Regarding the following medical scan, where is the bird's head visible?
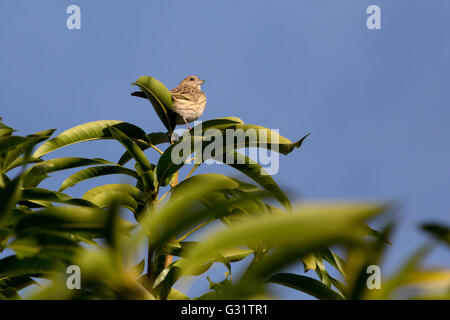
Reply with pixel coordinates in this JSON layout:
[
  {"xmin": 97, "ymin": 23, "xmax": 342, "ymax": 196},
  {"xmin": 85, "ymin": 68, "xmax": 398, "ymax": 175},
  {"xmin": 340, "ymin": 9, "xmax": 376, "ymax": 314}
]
[{"xmin": 179, "ymin": 75, "xmax": 205, "ymax": 89}]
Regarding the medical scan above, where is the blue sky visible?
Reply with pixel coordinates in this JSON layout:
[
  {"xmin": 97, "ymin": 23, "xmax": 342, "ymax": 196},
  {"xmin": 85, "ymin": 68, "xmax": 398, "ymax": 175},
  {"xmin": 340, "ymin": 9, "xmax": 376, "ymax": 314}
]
[{"xmin": 1, "ymin": 1, "xmax": 449, "ymax": 299}]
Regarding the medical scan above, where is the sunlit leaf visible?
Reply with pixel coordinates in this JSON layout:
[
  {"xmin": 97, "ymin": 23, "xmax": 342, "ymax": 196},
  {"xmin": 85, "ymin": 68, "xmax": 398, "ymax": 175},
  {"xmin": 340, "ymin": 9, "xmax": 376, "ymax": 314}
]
[
  {"xmin": 59, "ymin": 165, "xmax": 138, "ymax": 192},
  {"xmin": 132, "ymin": 76, "xmax": 177, "ymax": 134},
  {"xmin": 156, "ymin": 128, "xmax": 309, "ymax": 186},
  {"xmin": 5, "ymin": 156, "xmax": 42, "ymax": 172},
  {"xmin": 33, "ymin": 121, "xmax": 147, "ymax": 158},
  {"xmin": 82, "ymin": 184, "xmax": 143, "ymax": 213},
  {"xmin": 23, "ymin": 157, "xmax": 113, "ymax": 188}
]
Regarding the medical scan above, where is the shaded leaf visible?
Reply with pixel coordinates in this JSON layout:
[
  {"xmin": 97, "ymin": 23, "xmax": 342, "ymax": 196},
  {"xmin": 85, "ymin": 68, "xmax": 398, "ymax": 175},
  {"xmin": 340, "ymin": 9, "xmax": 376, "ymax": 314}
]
[
  {"xmin": 422, "ymin": 223, "xmax": 450, "ymax": 246},
  {"xmin": 0, "ymin": 176, "xmax": 22, "ymax": 226},
  {"xmin": 176, "ymin": 202, "xmax": 385, "ymax": 277},
  {"xmin": 267, "ymin": 273, "xmax": 344, "ymax": 300},
  {"xmin": 0, "ymin": 136, "xmax": 31, "ymax": 154},
  {"xmin": 108, "ymin": 127, "xmax": 155, "ymax": 191},
  {"xmin": 118, "ymin": 132, "xmax": 170, "ymax": 166},
  {"xmin": 0, "ymin": 255, "xmax": 57, "ymax": 279},
  {"xmin": 21, "ymin": 188, "xmax": 98, "ymax": 208},
  {"xmin": 2, "ymin": 129, "xmax": 55, "ymax": 171}
]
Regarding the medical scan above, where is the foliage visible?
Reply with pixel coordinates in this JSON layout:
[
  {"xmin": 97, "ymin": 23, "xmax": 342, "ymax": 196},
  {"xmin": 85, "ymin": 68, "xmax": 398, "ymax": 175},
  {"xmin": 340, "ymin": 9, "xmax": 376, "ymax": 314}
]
[{"xmin": 0, "ymin": 77, "xmax": 448, "ymax": 300}]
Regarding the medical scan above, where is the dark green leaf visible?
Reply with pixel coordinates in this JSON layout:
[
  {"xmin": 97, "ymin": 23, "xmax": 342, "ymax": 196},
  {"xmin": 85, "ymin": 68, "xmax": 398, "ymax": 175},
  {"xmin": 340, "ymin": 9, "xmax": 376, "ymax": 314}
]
[
  {"xmin": 118, "ymin": 132, "xmax": 170, "ymax": 166},
  {"xmin": 422, "ymin": 223, "xmax": 450, "ymax": 246},
  {"xmin": 267, "ymin": 273, "xmax": 344, "ymax": 300},
  {"xmin": 132, "ymin": 76, "xmax": 177, "ymax": 134}
]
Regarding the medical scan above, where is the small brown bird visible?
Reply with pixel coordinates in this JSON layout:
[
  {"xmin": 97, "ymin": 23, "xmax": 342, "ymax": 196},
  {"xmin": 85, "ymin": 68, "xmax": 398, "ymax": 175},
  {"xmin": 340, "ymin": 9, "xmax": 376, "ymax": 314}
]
[
  {"xmin": 132, "ymin": 75, "xmax": 207, "ymax": 129},
  {"xmin": 170, "ymin": 75, "xmax": 207, "ymax": 128}
]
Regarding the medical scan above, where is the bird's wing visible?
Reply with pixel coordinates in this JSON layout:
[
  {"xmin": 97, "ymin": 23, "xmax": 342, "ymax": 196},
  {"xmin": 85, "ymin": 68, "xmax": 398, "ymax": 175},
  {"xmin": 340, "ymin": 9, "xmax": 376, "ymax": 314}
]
[{"xmin": 171, "ymin": 86, "xmax": 202, "ymax": 102}]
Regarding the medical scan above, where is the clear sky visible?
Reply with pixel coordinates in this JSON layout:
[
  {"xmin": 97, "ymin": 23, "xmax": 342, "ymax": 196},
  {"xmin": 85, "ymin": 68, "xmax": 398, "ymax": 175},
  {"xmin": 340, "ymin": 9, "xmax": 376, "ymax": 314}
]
[{"xmin": 1, "ymin": 1, "xmax": 449, "ymax": 299}]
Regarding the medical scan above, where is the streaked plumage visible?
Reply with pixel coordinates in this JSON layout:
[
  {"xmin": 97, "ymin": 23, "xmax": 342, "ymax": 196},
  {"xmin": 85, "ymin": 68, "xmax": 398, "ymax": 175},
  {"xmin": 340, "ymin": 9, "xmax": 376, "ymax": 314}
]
[{"xmin": 170, "ymin": 75, "xmax": 207, "ymax": 126}]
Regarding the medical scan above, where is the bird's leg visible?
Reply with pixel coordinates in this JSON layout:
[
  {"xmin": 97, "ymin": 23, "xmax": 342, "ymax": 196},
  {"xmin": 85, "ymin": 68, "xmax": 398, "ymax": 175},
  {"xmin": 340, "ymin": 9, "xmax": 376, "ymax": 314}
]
[{"xmin": 183, "ymin": 118, "xmax": 191, "ymax": 130}]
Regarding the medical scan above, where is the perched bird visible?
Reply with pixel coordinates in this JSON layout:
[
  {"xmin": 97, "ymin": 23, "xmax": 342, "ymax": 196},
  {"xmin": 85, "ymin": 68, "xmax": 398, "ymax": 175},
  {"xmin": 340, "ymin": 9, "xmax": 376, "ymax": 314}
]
[{"xmin": 132, "ymin": 75, "xmax": 207, "ymax": 129}]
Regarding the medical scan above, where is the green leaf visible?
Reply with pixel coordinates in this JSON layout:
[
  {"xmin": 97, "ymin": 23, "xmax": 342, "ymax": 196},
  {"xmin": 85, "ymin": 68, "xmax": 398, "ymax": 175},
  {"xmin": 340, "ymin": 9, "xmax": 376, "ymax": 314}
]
[
  {"xmin": 0, "ymin": 255, "xmax": 57, "ymax": 279},
  {"xmin": 14, "ymin": 206, "xmax": 133, "ymax": 239},
  {"xmin": 59, "ymin": 165, "xmax": 138, "ymax": 192},
  {"xmin": 8, "ymin": 238, "xmax": 42, "ymax": 259},
  {"xmin": 108, "ymin": 127, "xmax": 152, "ymax": 171},
  {"xmin": 164, "ymin": 241, "xmax": 253, "ymax": 263},
  {"xmin": 176, "ymin": 202, "xmax": 385, "ymax": 277},
  {"xmin": 132, "ymin": 259, "xmax": 145, "ymax": 276},
  {"xmin": 226, "ymin": 151, "xmax": 291, "ymax": 209},
  {"xmin": 345, "ymin": 224, "xmax": 393, "ymax": 299},
  {"xmin": 156, "ymin": 127, "xmax": 310, "ymax": 186},
  {"xmin": 23, "ymin": 157, "xmax": 113, "ymax": 188},
  {"xmin": 267, "ymin": 273, "xmax": 344, "ymax": 300},
  {"xmin": 189, "ymin": 123, "xmax": 310, "ymax": 155},
  {"xmin": 144, "ymin": 179, "xmax": 272, "ymax": 250},
  {"xmin": 189, "ymin": 117, "xmax": 244, "ymax": 133},
  {"xmin": 0, "ymin": 118, "xmax": 14, "ymax": 137},
  {"xmin": 0, "ymin": 276, "xmax": 37, "ymax": 299},
  {"xmin": 0, "ymin": 176, "xmax": 22, "ymax": 226},
  {"xmin": 118, "ymin": 132, "xmax": 170, "ymax": 166},
  {"xmin": 21, "ymin": 188, "xmax": 98, "ymax": 208},
  {"xmin": 0, "ymin": 136, "xmax": 31, "ymax": 154},
  {"xmin": 421, "ymin": 223, "xmax": 450, "ymax": 246},
  {"xmin": 5, "ymin": 156, "xmax": 42, "ymax": 172},
  {"xmin": 320, "ymin": 248, "xmax": 347, "ymax": 277},
  {"xmin": 2, "ymin": 129, "xmax": 55, "ymax": 171},
  {"xmin": 153, "ymin": 251, "xmax": 245, "ymax": 299},
  {"xmin": 315, "ymin": 257, "xmax": 332, "ymax": 288},
  {"xmin": 170, "ymin": 173, "xmax": 242, "ymax": 199},
  {"xmin": 399, "ymin": 269, "xmax": 450, "ymax": 291},
  {"xmin": 108, "ymin": 127, "xmax": 155, "ymax": 191},
  {"xmin": 132, "ymin": 76, "xmax": 177, "ymax": 134},
  {"xmin": 167, "ymin": 288, "xmax": 190, "ymax": 300},
  {"xmin": 82, "ymin": 184, "xmax": 143, "ymax": 213},
  {"xmin": 33, "ymin": 120, "xmax": 147, "ymax": 158},
  {"xmin": 301, "ymin": 253, "xmax": 317, "ymax": 272},
  {"xmin": 371, "ymin": 245, "xmax": 432, "ymax": 300}
]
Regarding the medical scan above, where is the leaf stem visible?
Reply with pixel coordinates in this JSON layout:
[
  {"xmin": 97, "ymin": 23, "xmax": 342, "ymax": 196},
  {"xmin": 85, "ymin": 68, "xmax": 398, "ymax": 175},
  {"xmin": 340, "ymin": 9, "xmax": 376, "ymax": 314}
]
[
  {"xmin": 177, "ymin": 219, "xmax": 214, "ymax": 242},
  {"xmin": 158, "ymin": 189, "xmax": 171, "ymax": 203},
  {"xmin": 185, "ymin": 163, "xmax": 200, "ymax": 180},
  {"xmin": 150, "ymin": 145, "xmax": 164, "ymax": 155}
]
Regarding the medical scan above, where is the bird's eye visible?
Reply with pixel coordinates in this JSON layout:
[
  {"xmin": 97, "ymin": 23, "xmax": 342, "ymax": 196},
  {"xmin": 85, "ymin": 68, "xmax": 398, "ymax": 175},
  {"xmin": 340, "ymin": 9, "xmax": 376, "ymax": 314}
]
[{"xmin": 190, "ymin": 77, "xmax": 195, "ymax": 81}]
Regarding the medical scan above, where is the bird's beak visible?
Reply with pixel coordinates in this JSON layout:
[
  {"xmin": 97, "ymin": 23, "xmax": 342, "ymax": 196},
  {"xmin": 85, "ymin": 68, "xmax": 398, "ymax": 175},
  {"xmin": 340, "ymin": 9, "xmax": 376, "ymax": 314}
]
[{"xmin": 200, "ymin": 79, "xmax": 205, "ymax": 85}]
